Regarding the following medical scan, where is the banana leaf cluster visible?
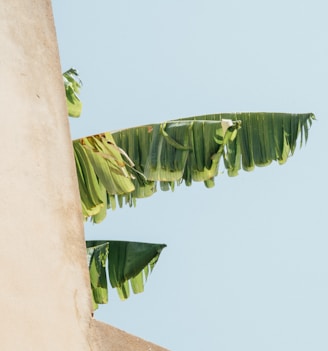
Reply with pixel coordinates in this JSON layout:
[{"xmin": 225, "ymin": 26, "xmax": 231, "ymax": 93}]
[{"xmin": 64, "ymin": 71, "xmax": 314, "ymax": 307}]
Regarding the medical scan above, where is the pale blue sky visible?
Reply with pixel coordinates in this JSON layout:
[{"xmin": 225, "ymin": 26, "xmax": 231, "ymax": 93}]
[{"xmin": 53, "ymin": 1, "xmax": 327, "ymax": 350}]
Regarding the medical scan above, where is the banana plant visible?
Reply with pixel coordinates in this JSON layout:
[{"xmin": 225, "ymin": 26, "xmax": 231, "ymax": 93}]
[{"xmin": 64, "ymin": 69, "xmax": 314, "ymax": 309}]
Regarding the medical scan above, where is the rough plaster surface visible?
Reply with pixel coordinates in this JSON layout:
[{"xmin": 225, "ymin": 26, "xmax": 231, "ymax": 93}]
[
  {"xmin": 90, "ymin": 320, "xmax": 170, "ymax": 351},
  {"xmin": 0, "ymin": 1, "xmax": 93, "ymax": 350},
  {"xmin": 0, "ymin": 1, "xmax": 169, "ymax": 350}
]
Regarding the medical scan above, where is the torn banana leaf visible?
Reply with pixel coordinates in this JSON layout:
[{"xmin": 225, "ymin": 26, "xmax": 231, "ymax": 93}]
[
  {"xmin": 74, "ymin": 112, "xmax": 314, "ymax": 222},
  {"xmin": 86, "ymin": 240, "xmax": 166, "ymax": 310}
]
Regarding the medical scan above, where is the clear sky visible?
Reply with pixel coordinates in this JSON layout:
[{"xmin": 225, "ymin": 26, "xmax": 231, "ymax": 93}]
[{"xmin": 53, "ymin": 1, "xmax": 327, "ymax": 350}]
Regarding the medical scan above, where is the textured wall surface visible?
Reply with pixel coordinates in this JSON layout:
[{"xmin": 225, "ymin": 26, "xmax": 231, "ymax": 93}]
[
  {"xmin": 0, "ymin": 1, "xmax": 168, "ymax": 350},
  {"xmin": 90, "ymin": 320, "xmax": 169, "ymax": 351},
  {"xmin": 0, "ymin": 1, "xmax": 93, "ymax": 350}
]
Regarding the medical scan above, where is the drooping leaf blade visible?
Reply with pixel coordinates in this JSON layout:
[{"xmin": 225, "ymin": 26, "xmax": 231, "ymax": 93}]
[
  {"xmin": 87, "ymin": 242, "xmax": 109, "ymax": 310},
  {"xmin": 73, "ymin": 132, "xmax": 136, "ymax": 221},
  {"xmin": 74, "ymin": 112, "xmax": 314, "ymax": 223},
  {"xmin": 86, "ymin": 241, "xmax": 166, "ymax": 307}
]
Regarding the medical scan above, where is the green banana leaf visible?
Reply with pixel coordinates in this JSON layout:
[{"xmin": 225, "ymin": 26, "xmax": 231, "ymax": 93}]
[
  {"xmin": 63, "ymin": 68, "xmax": 82, "ymax": 117},
  {"xmin": 74, "ymin": 113, "xmax": 314, "ymax": 222},
  {"xmin": 86, "ymin": 240, "xmax": 166, "ymax": 309}
]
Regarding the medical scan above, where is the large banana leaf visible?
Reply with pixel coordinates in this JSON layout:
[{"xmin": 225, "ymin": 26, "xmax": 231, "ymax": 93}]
[
  {"xmin": 86, "ymin": 240, "xmax": 166, "ymax": 309},
  {"xmin": 74, "ymin": 113, "xmax": 314, "ymax": 222}
]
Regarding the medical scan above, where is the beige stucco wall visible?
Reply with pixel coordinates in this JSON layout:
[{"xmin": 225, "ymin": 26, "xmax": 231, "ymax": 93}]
[
  {"xmin": 0, "ymin": 1, "xmax": 93, "ymax": 350},
  {"xmin": 90, "ymin": 320, "xmax": 169, "ymax": 351},
  {"xmin": 0, "ymin": 1, "xmax": 168, "ymax": 350}
]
